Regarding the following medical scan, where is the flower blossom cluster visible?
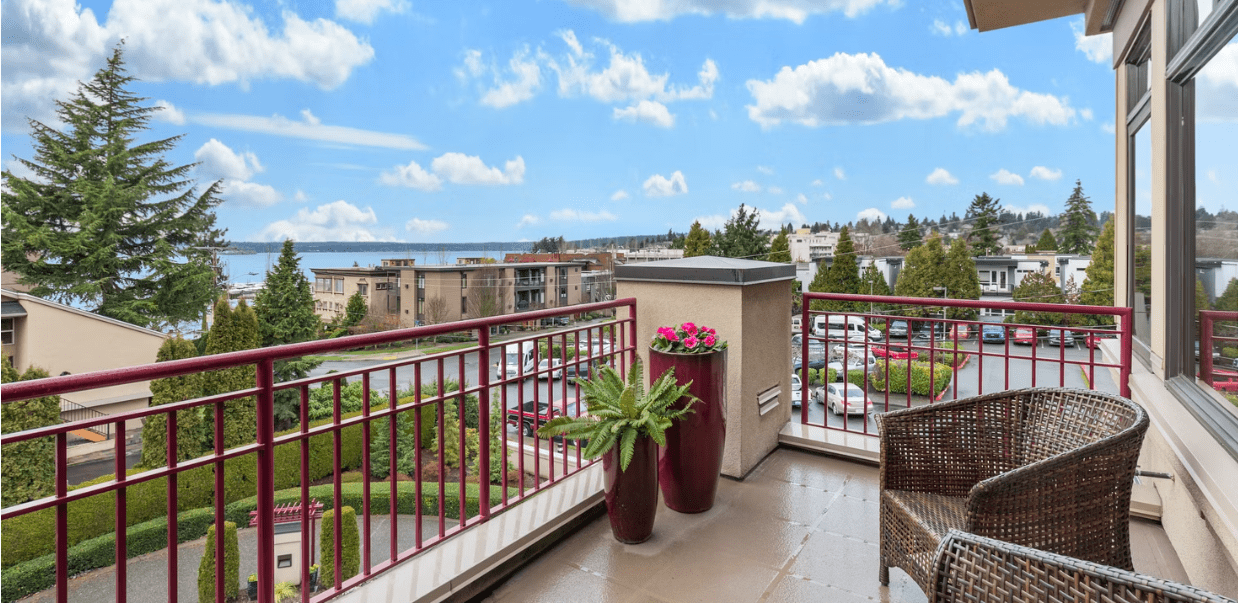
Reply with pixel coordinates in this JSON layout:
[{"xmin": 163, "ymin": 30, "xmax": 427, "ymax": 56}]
[{"xmin": 652, "ymin": 321, "xmax": 727, "ymax": 354}]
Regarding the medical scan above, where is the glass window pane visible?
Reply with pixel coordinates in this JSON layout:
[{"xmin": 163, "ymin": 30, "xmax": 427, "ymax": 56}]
[
  {"xmin": 1194, "ymin": 33, "xmax": 1238, "ymax": 406},
  {"xmin": 1132, "ymin": 122, "xmax": 1154, "ymax": 350}
]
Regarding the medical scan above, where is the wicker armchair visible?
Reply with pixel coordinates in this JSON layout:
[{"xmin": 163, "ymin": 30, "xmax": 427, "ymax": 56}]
[
  {"xmin": 877, "ymin": 387, "xmax": 1149, "ymax": 593},
  {"xmin": 931, "ymin": 530, "xmax": 1236, "ymax": 603}
]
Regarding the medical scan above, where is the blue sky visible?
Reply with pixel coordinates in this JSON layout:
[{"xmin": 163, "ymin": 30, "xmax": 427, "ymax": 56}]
[{"xmin": 2, "ymin": 0, "xmax": 1234, "ymax": 243}]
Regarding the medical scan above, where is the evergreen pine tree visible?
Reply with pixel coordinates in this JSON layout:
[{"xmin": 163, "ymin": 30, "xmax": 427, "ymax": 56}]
[
  {"xmin": 898, "ymin": 214, "xmax": 923, "ymax": 251},
  {"xmin": 1, "ymin": 365, "xmax": 61, "ymax": 507},
  {"xmin": 204, "ymin": 297, "xmax": 261, "ymax": 448},
  {"xmin": 345, "ymin": 291, "xmax": 367, "ymax": 327},
  {"xmin": 714, "ymin": 205, "xmax": 768, "ymax": 259},
  {"xmin": 942, "ymin": 238, "xmax": 982, "ymax": 320},
  {"xmin": 141, "ymin": 337, "xmax": 205, "ymax": 468},
  {"xmin": 1012, "ymin": 271, "xmax": 1065, "ymax": 325},
  {"xmin": 965, "ymin": 193, "xmax": 1003, "ymax": 256},
  {"xmin": 768, "ymin": 231, "xmax": 791, "ymax": 262},
  {"xmin": 1216, "ymin": 278, "xmax": 1238, "ymax": 313},
  {"xmin": 1059, "ymin": 180, "xmax": 1099, "ymax": 254},
  {"xmin": 894, "ymin": 232, "xmax": 949, "ymax": 317},
  {"xmin": 1035, "ymin": 228, "xmax": 1058, "ymax": 251},
  {"xmin": 254, "ymin": 239, "xmax": 323, "ymax": 429},
  {"xmin": 683, "ymin": 221, "xmax": 712, "ymax": 257},
  {"xmin": 817, "ymin": 227, "xmax": 862, "ymax": 311},
  {"xmin": 1, "ymin": 45, "xmax": 226, "ymax": 330},
  {"xmin": 859, "ymin": 263, "xmax": 892, "ymax": 313},
  {"xmin": 1079, "ymin": 219, "xmax": 1116, "ymax": 325}
]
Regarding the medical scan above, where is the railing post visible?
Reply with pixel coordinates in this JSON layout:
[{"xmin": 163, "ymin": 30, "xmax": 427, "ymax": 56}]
[
  {"xmin": 1200, "ymin": 312, "xmax": 1214, "ymax": 386},
  {"xmin": 477, "ymin": 325, "xmax": 491, "ymax": 519},
  {"xmin": 1120, "ymin": 308, "xmax": 1133, "ymax": 399},
  {"xmin": 255, "ymin": 358, "xmax": 276, "ymax": 603},
  {"xmin": 800, "ymin": 298, "xmax": 810, "ymax": 423}
]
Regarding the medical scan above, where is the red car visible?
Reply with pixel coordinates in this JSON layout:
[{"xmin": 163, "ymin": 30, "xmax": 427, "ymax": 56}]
[
  {"xmin": 1013, "ymin": 327, "xmax": 1036, "ymax": 346},
  {"xmin": 1084, "ymin": 333, "xmax": 1118, "ymax": 349},
  {"xmin": 871, "ymin": 345, "xmax": 919, "ymax": 360},
  {"xmin": 506, "ymin": 400, "xmax": 560, "ymax": 438}
]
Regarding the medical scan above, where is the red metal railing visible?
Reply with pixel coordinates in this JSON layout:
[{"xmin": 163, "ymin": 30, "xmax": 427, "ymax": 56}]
[
  {"xmin": 797, "ymin": 293, "xmax": 1133, "ymax": 435},
  {"xmin": 0, "ymin": 299, "xmax": 636, "ymax": 603},
  {"xmin": 1199, "ymin": 310, "xmax": 1238, "ymax": 391}
]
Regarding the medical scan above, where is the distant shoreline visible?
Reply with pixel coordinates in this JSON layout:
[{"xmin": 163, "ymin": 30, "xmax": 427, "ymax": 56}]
[{"xmin": 225, "ymin": 235, "xmax": 665, "ymax": 255}]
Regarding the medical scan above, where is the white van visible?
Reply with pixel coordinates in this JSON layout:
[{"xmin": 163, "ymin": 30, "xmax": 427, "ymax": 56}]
[
  {"xmin": 812, "ymin": 315, "xmax": 882, "ymax": 343},
  {"xmin": 495, "ymin": 342, "xmax": 537, "ymax": 379}
]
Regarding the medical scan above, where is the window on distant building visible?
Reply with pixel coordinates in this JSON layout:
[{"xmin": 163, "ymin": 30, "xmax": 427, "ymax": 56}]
[
  {"xmin": 3, "ymin": 318, "xmax": 15, "ymax": 345},
  {"xmin": 461, "ymin": 296, "xmax": 468, "ymax": 314},
  {"xmin": 335, "ymin": 279, "xmax": 344, "ymax": 294},
  {"xmin": 417, "ymin": 274, "xmax": 425, "ymax": 288},
  {"xmin": 461, "ymin": 273, "xmax": 467, "ymax": 289},
  {"xmin": 358, "ymin": 284, "xmax": 368, "ymax": 295}
]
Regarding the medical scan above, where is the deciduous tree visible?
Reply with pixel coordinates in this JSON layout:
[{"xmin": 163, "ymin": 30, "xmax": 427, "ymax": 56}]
[
  {"xmin": 1, "ymin": 45, "xmax": 225, "ymax": 331},
  {"xmin": 1012, "ymin": 270, "xmax": 1064, "ymax": 325},
  {"xmin": 893, "ymin": 231, "xmax": 949, "ymax": 317},
  {"xmin": 466, "ymin": 266, "xmax": 507, "ymax": 319}
]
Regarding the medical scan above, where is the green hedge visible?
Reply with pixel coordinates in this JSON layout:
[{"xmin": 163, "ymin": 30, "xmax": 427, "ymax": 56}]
[
  {"xmin": 320, "ymin": 507, "xmax": 359, "ymax": 589},
  {"xmin": 198, "ymin": 522, "xmax": 239, "ymax": 603},
  {"xmin": 867, "ymin": 361, "xmax": 953, "ymax": 397},
  {"xmin": 926, "ymin": 342, "xmax": 967, "ymax": 368},
  {"xmin": 1, "ymin": 506, "xmax": 216, "ymax": 603},
  {"xmin": 223, "ymin": 480, "xmax": 512, "ymax": 528}
]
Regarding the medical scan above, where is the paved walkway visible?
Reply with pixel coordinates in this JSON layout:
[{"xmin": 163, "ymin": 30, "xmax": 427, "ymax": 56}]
[{"xmin": 22, "ymin": 515, "xmax": 440, "ymax": 603}]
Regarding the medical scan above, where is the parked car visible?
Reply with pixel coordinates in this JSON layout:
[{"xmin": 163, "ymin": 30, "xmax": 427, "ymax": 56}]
[
  {"xmin": 1084, "ymin": 332, "xmax": 1117, "ymax": 349},
  {"xmin": 1047, "ymin": 329, "xmax": 1077, "ymax": 347},
  {"xmin": 872, "ymin": 344, "xmax": 919, "ymax": 360},
  {"xmin": 564, "ymin": 360, "xmax": 608, "ymax": 382},
  {"xmin": 792, "ymin": 334, "xmax": 828, "ymax": 370},
  {"xmin": 1013, "ymin": 327, "xmax": 1037, "ymax": 346},
  {"xmin": 827, "ymin": 353, "xmax": 877, "ymax": 379},
  {"xmin": 981, "ymin": 324, "xmax": 1006, "ymax": 344},
  {"xmin": 888, "ymin": 320, "xmax": 909, "ymax": 339},
  {"xmin": 912, "ymin": 321, "xmax": 949, "ymax": 341},
  {"xmin": 506, "ymin": 400, "xmax": 559, "ymax": 437},
  {"xmin": 536, "ymin": 358, "xmax": 564, "ymax": 380},
  {"xmin": 825, "ymin": 382, "xmax": 873, "ymax": 416},
  {"xmin": 790, "ymin": 373, "xmax": 819, "ymax": 407}
]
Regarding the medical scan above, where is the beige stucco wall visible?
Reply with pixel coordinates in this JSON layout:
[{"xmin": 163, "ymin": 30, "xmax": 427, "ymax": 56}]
[
  {"xmin": 618, "ymin": 278, "xmax": 792, "ymax": 479},
  {"xmin": 3, "ymin": 292, "xmax": 165, "ymax": 416}
]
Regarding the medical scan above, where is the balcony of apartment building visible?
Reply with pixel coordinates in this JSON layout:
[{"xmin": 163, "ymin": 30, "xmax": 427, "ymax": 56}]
[
  {"xmin": 514, "ymin": 268, "xmax": 546, "ymax": 290},
  {"xmin": 3, "ymin": 253, "xmax": 1236, "ymax": 603}
]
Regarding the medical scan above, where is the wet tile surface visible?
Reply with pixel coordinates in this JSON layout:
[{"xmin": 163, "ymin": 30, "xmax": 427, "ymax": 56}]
[{"xmin": 484, "ymin": 448, "xmax": 1188, "ymax": 603}]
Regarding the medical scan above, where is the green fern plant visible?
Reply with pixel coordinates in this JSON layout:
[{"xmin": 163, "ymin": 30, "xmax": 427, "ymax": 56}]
[{"xmin": 537, "ymin": 357, "xmax": 698, "ymax": 471}]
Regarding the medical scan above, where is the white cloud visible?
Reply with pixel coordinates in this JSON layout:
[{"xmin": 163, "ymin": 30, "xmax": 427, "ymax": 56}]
[
  {"xmin": 1080, "ymin": 108, "xmax": 1093, "ymax": 120},
  {"xmin": 892, "ymin": 196, "xmax": 915, "ymax": 209},
  {"xmin": 795, "ymin": 193, "xmax": 808, "ymax": 204},
  {"xmin": 477, "ymin": 47, "xmax": 543, "ymax": 108},
  {"xmin": 258, "ymin": 200, "xmax": 386, "ymax": 241},
  {"xmin": 194, "ymin": 110, "xmax": 426, "ymax": 149},
  {"xmin": 1072, "ymin": 19, "xmax": 1112, "ymax": 64},
  {"xmin": 745, "ymin": 52, "xmax": 1076, "ymax": 132},
  {"xmin": 990, "ymin": 169, "xmax": 1025, "ymax": 185},
  {"xmin": 610, "ymin": 189, "xmax": 629, "ymax": 201},
  {"xmin": 695, "ymin": 213, "xmax": 727, "ymax": 230},
  {"xmin": 822, "ymin": 192, "xmax": 833, "ymax": 200},
  {"xmin": 1198, "ymin": 44, "xmax": 1238, "ymax": 122},
  {"xmin": 1207, "ymin": 169, "xmax": 1219, "ymax": 184},
  {"xmin": 643, "ymin": 171, "xmax": 688, "ymax": 197},
  {"xmin": 154, "ymin": 100, "xmax": 186, "ymax": 124},
  {"xmin": 1029, "ymin": 166, "xmax": 1062, "ymax": 181},
  {"xmin": 379, "ymin": 160, "xmax": 443, "ymax": 191},
  {"xmin": 1101, "ymin": 121, "xmax": 1116, "ymax": 134},
  {"xmin": 1006, "ymin": 203, "xmax": 1052, "ymax": 216},
  {"xmin": 757, "ymin": 165, "xmax": 775, "ymax": 175},
  {"xmin": 834, "ymin": 166, "xmax": 846, "ymax": 180},
  {"xmin": 562, "ymin": 0, "xmax": 897, "ymax": 24},
  {"xmin": 856, "ymin": 207, "xmax": 887, "ymax": 222},
  {"xmin": 613, "ymin": 100, "xmax": 675, "ymax": 128},
  {"xmin": 550, "ymin": 32, "xmax": 717, "ymax": 104},
  {"xmin": 925, "ymin": 167, "xmax": 958, "ymax": 185},
  {"xmin": 431, "ymin": 153, "xmax": 526, "ymax": 186},
  {"xmin": 335, "ymin": 0, "xmax": 406, "ymax": 24},
  {"xmin": 223, "ymin": 180, "xmax": 283, "ymax": 206},
  {"xmin": 405, "ymin": 217, "xmax": 449, "ymax": 234},
  {"xmin": 810, "ymin": 179, "xmax": 824, "ymax": 186},
  {"xmin": 550, "ymin": 208, "xmax": 619, "ymax": 222},
  {"xmin": 768, "ymin": 186, "xmax": 784, "ymax": 194},
  {"xmin": 931, "ymin": 19, "xmax": 967, "ymax": 36},
  {"xmin": 294, "ymin": 190, "xmax": 308, "ymax": 202},
  {"xmin": 757, "ymin": 203, "xmax": 807, "ymax": 229},
  {"xmin": 732, "ymin": 180, "xmax": 762, "ymax": 193},
  {"xmin": 517, "ymin": 214, "xmax": 541, "ymax": 228},
  {"xmin": 194, "ymin": 139, "xmax": 263, "ymax": 181}
]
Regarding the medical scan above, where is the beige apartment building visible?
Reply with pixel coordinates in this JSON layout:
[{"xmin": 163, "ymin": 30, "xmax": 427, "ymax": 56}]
[{"xmin": 311, "ymin": 260, "xmax": 584, "ymax": 327}]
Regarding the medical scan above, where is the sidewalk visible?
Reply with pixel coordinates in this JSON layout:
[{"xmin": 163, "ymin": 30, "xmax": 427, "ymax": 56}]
[{"xmin": 23, "ymin": 515, "xmax": 439, "ymax": 603}]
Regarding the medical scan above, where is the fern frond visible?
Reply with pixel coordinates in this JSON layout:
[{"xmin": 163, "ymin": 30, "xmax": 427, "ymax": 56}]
[{"xmin": 618, "ymin": 428, "xmax": 637, "ymax": 471}]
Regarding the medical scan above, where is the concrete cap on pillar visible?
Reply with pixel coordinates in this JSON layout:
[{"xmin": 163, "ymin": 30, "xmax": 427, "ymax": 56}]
[{"xmin": 615, "ymin": 255, "xmax": 796, "ymax": 286}]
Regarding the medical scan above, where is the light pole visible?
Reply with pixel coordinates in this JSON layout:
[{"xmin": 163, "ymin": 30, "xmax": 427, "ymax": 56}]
[{"xmin": 933, "ymin": 286, "xmax": 948, "ymax": 322}]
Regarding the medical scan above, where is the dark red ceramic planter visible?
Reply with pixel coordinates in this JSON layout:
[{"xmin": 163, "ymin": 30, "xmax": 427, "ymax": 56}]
[
  {"xmin": 602, "ymin": 434, "xmax": 658, "ymax": 544},
  {"xmin": 649, "ymin": 348, "xmax": 726, "ymax": 513}
]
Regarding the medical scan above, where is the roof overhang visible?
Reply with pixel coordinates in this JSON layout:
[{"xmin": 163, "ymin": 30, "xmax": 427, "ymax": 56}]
[
  {"xmin": 1, "ymin": 300, "xmax": 27, "ymax": 318},
  {"xmin": 963, "ymin": 0, "xmax": 1116, "ymax": 34}
]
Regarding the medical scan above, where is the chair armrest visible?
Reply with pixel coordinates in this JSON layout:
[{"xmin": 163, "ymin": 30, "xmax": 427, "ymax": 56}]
[
  {"xmin": 879, "ymin": 391, "xmax": 1029, "ymax": 495},
  {"xmin": 931, "ymin": 530, "xmax": 1235, "ymax": 603}
]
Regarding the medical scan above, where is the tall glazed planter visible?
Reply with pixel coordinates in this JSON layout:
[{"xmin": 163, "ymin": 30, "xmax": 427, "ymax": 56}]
[
  {"xmin": 649, "ymin": 348, "xmax": 726, "ymax": 513},
  {"xmin": 602, "ymin": 435, "xmax": 659, "ymax": 544}
]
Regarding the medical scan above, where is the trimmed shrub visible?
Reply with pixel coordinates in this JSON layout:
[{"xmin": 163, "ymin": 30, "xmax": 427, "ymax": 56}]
[
  {"xmin": 223, "ymin": 481, "xmax": 512, "ymax": 528},
  {"xmin": 1, "ymin": 365, "xmax": 61, "ymax": 508},
  {"xmin": 868, "ymin": 361, "xmax": 953, "ymax": 397},
  {"xmin": 197, "ymin": 521, "xmax": 240, "ymax": 603},
  {"xmin": 926, "ymin": 342, "xmax": 967, "ymax": 368},
  {"xmin": 319, "ymin": 507, "xmax": 360, "ymax": 589}
]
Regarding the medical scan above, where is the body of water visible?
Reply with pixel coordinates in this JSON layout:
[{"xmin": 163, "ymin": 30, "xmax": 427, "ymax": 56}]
[{"xmin": 222, "ymin": 250, "xmax": 509, "ymax": 284}]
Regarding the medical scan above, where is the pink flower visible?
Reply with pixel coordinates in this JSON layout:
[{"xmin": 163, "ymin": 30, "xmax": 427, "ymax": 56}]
[
  {"xmin": 665, "ymin": 330, "xmax": 680, "ymax": 342},
  {"xmin": 684, "ymin": 336, "xmax": 700, "ymax": 348},
  {"xmin": 703, "ymin": 335, "xmax": 716, "ymax": 347},
  {"xmin": 683, "ymin": 322, "xmax": 698, "ymax": 335}
]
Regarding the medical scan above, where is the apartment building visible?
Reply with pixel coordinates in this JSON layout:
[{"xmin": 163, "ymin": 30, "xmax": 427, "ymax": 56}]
[{"xmin": 311, "ymin": 260, "xmax": 584, "ymax": 327}]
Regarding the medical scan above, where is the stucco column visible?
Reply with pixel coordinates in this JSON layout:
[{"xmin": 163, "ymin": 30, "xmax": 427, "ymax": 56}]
[{"xmin": 616, "ymin": 256, "xmax": 795, "ymax": 479}]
